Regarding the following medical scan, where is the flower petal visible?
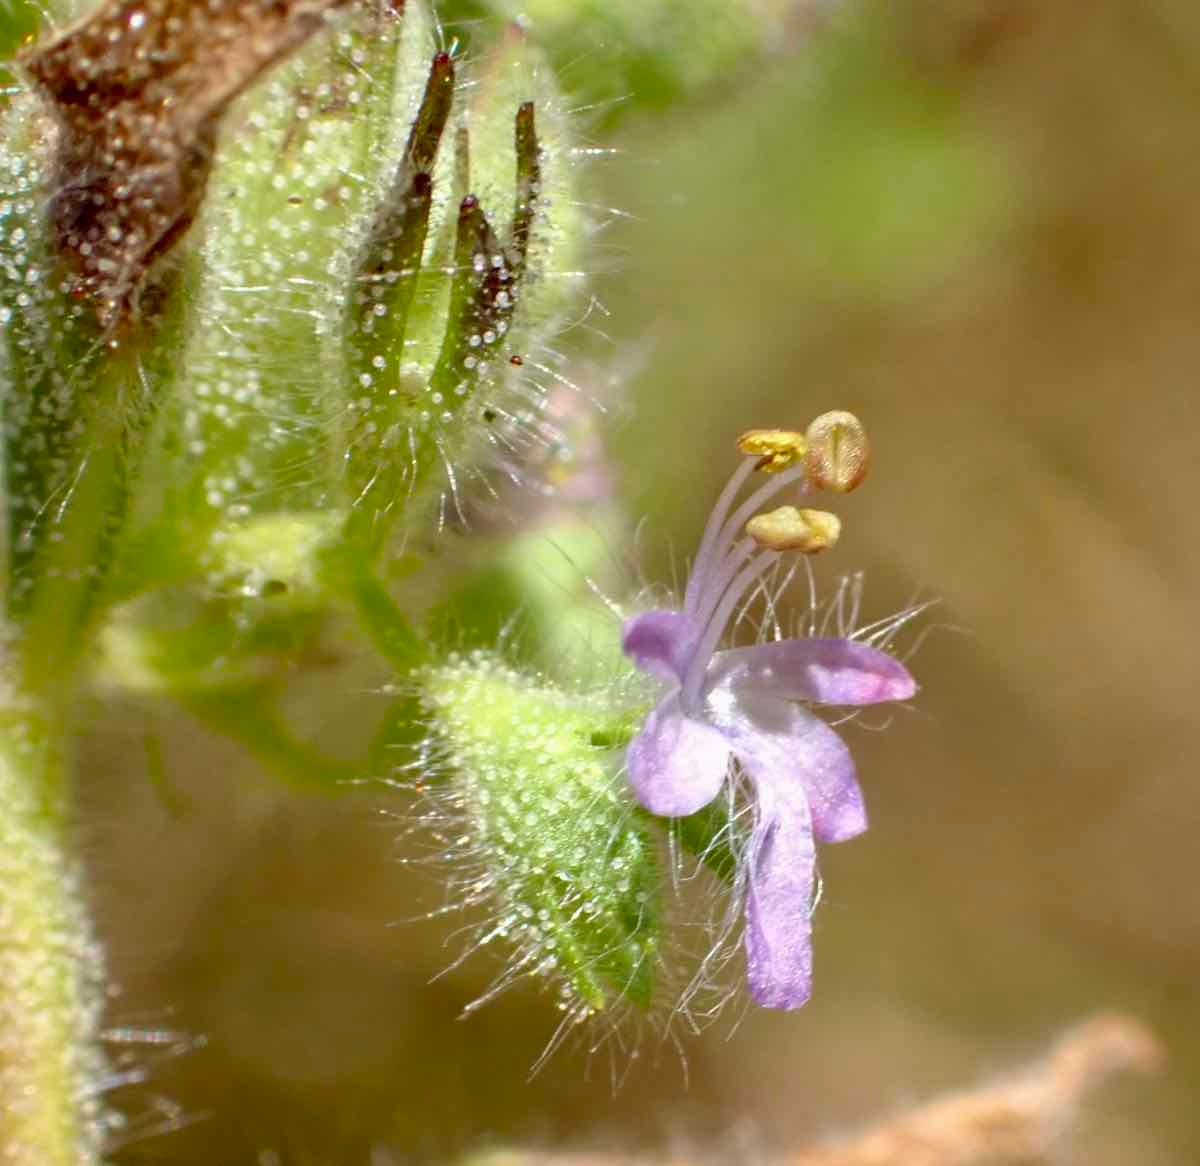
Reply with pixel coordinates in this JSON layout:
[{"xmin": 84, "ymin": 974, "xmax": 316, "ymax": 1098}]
[
  {"xmin": 626, "ymin": 693, "xmax": 730, "ymax": 817},
  {"xmin": 711, "ymin": 694, "xmax": 866, "ymax": 843},
  {"xmin": 621, "ymin": 609, "xmax": 697, "ymax": 684},
  {"xmin": 742, "ymin": 776, "xmax": 816, "ymax": 1009},
  {"xmin": 709, "ymin": 638, "xmax": 916, "ymax": 707}
]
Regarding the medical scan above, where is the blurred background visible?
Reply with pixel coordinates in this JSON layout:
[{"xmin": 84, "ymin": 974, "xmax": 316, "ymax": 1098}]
[{"xmin": 70, "ymin": 0, "xmax": 1197, "ymax": 1160}]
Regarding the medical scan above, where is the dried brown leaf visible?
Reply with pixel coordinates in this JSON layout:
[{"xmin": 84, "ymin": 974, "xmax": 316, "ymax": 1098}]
[{"xmin": 20, "ymin": 0, "xmax": 355, "ymax": 326}]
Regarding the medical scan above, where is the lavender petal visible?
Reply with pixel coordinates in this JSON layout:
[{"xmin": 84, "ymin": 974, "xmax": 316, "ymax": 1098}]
[
  {"xmin": 709, "ymin": 638, "xmax": 916, "ymax": 707},
  {"xmin": 712, "ymin": 694, "xmax": 866, "ymax": 844},
  {"xmin": 625, "ymin": 693, "xmax": 730, "ymax": 817},
  {"xmin": 742, "ymin": 777, "xmax": 816, "ymax": 1009},
  {"xmin": 621, "ymin": 609, "xmax": 697, "ymax": 684}
]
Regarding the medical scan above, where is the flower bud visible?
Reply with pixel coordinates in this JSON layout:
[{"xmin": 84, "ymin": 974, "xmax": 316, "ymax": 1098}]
[{"xmin": 420, "ymin": 652, "xmax": 661, "ymax": 1015}]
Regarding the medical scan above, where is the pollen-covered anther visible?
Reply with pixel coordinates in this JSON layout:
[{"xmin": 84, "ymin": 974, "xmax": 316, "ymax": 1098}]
[
  {"xmin": 745, "ymin": 506, "xmax": 841, "ymax": 554},
  {"xmin": 736, "ymin": 428, "xmax": 808, "ymax": 473},
  {"xmin": 804, "ymin": 410, "xmax": 870, "ymax": 493}
]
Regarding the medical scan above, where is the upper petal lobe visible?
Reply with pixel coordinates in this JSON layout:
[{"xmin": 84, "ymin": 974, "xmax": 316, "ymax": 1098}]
[
  {"xmin": 709, "ymin": 638, "xmax": 916, "ymax": 707},
  {"xmin": 621, "ymin": 609, "xmax": 697, "ymax": 684}
]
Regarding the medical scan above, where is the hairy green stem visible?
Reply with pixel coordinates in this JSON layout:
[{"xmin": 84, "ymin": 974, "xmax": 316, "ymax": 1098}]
[
  {"xmin": 182, "ymin": 688, "xmax": 358, "ymax": 791},
  {"xmin": 0, "ymin": 341, "xmax": 154, "ymax": 1163},
  {"xmin": 0, "ymin": 705, "xmax": 103, "ymax": 1165},
  {"xmin": 16, "ymin": 343, "xmax": 146, "ymax": 693},
  {"xmin": 319, "ymin": 544, "xmax": 427, "ymax": 674}
]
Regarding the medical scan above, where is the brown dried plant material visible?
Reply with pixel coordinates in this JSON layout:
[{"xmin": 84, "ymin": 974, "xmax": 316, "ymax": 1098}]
[
  {"xmin": 462, "ymin": 1014, "xmax": 1162, "ymax": 1166},
  {"xmin": 789, "ymin": 1013, "xmax": 1163, "ymax": 1166},
  {"xmin": 20, "ymin": 0, "xmax": 356, "ymax": 327}
]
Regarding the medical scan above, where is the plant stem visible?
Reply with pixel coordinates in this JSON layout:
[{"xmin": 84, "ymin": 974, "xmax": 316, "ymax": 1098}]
[
  {"xmin": 0, "ymin": 703, "xmax": 104, "ymax": 1165},
  {"xmin": 182, "ymin": 688, "xmax": 359, "ymax": 791},
  {"xmin": 17, "ymin": 343, "xmax": 147, "ymax": 694},
  {"xmin": 320, "ymin": 545, "xmax": 427, "ymax": 674},
  {"xmin": 0, "ymin": 342, "xmax": 150, "ymax": 1163}
]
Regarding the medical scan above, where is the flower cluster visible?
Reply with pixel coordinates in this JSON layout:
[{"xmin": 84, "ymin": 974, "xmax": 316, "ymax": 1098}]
[{"xmin": 622, "ymin": 415, "xmax": 916, "ymax": 1009}]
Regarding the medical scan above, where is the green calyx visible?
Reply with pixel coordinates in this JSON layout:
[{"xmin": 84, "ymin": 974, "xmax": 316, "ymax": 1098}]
[
  {"xmin": 340, "ymin": 22, "xmax": 581, "ymax": 555},
  {"xmin": 138, "ymin": 0, "xmax": 580, "ymax": 575},
  {"xmin": 0, "ymin": 0, "xmax": 585, "ymax": 703},
  {"xmin": 421, "ymin": 652, "xmax": 660, "ymax": 1014}
]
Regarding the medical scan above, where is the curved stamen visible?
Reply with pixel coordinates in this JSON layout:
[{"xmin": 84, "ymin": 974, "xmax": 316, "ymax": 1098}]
[
  {"xmin": 688, "ymin": 534, "xmax": 755, "ymax": 649},
  {"xmin": 688, "ymin": 462, "xmax": 808, "ymax": 622},
  {"xmin": 684, "ymin": 457, "xmax": 755, "ymax": 615},
  {"xmin": 681, "ymin": 547, "xmax": 781, "ymax": 712}
]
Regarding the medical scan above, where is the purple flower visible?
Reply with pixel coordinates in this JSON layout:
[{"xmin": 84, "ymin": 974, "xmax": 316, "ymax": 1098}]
[{"xmin": 621, "ymin": 439, "xmax": 916, "ymax": 1009}]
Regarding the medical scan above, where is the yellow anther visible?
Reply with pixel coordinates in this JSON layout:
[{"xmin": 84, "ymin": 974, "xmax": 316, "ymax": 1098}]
[
  {"xmin": 736, "ymin": 428, "xmax": 809, "ymax": 473},
  {"xmin": 805, "ymin": 410, "xmax": 870, "ymax": 493},
  {"xmin": 745, "ymin": 506, "xmax": 841, "ymax": 554}
]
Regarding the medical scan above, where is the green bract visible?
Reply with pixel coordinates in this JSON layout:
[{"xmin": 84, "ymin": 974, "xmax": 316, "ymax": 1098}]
[{"xmin": 421, "ymin": 651, "xmax": 660, "ymax": 1015}]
